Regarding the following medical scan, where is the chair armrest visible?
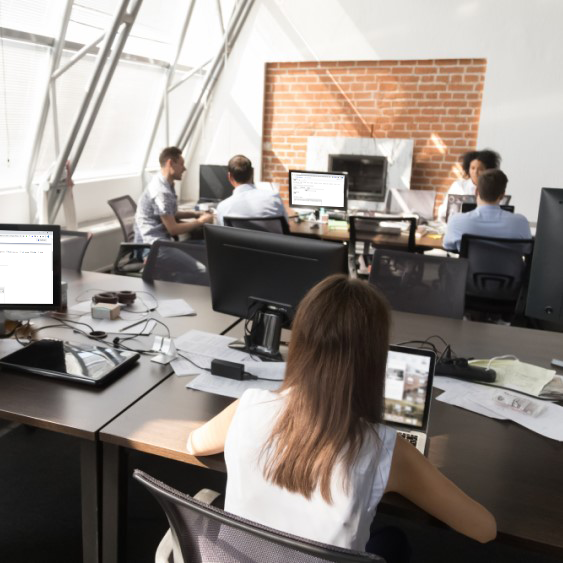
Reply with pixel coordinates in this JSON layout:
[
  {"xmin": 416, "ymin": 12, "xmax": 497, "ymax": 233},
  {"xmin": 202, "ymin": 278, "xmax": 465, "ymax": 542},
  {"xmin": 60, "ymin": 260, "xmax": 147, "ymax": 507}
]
[{"xmin": 119, "ymin": 242, "xmax": 151, "ymax": 250}]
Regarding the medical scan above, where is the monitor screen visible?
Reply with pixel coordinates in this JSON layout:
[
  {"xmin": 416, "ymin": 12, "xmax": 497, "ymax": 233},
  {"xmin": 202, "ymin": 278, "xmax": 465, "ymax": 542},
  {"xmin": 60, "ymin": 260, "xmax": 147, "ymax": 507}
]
[
  {"xmin": 525, "ymin": 187, "xmax": 563, "ymax": 325},
  {"xmin": 0, "ymin": 224, "xmax": 61, "ymax": 310},
  {"xmin": 288, "ymin": 170, "xmax": 347, "ymax": 210},
  {"xmin": 383, "ymin": 346, "xmax": 434, "ymax": 430},
  {"xmin": 199, "ymin": 164, "xmax": 232, "ymax": 202},
  {"xmin": 204, "ymin": 224, "xmax": 347, "ymax": 359}
]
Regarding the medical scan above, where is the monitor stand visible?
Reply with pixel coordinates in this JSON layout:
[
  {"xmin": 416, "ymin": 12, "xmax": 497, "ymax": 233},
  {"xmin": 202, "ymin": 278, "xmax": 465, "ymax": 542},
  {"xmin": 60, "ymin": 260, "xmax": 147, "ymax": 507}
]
[{"xmin": 228, "ymin": 300, "xmax": 289, "ymax": 362}]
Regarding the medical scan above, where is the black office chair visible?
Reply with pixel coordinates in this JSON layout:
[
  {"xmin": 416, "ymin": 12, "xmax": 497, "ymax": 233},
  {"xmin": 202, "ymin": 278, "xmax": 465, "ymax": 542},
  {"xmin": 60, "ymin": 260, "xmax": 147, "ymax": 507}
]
[
  {"xmin": 459, "ymin": 234, "xmax": 534, "ymax": 321},
  {"xmin": 108, "ymin": 195, "xmax": 150, "ymax": 276},
  {"xmin": 224, "ymin": 215, "xmax": 291, "ymax": 235},
  {"xmin": 142, "ymin": 240, "xmax": 209, "ymax": 286},
  {"xmin": 369, "ymin": 249, "xmax": 468, "ymax": 319},
  {"xmin": 133, "ymin": 470, "xmax": 384, "ymax": 563},
  {"xmin": 60, "ymin": 229, "xmax": 93, "ymax": 271},
  {"xmin": 348, "ymin": 216, "xmax": 417, "ymax": 278}
]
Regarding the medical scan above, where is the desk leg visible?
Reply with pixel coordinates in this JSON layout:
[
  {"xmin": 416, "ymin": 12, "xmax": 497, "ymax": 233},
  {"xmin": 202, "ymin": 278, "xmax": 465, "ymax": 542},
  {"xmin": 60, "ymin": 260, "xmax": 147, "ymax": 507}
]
[
  {"xmin": 80, "ymin": 440, "xmax": 102, "ymax": 563},
  {"xmin": 102, "ymin": 443, "xmax": 128, "ymax": 563}
]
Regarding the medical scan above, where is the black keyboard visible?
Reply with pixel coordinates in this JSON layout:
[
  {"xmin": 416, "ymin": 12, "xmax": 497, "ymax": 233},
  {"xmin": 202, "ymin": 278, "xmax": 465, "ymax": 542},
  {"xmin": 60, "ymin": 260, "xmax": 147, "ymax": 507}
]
[{"xmin": 398, "ymin": 431, "xmax": 418, "ymax": 448}]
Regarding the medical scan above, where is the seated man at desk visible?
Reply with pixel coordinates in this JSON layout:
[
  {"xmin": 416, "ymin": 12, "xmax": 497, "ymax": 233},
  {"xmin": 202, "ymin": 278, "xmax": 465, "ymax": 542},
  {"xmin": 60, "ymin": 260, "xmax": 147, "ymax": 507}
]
[
  {"xmin": 135, "ymin": 146, "xmax": 213, "ymax": 243},
  {"xmin": 215, "ymin": 154, "xmax": 287, "ymax": 226},
  {"xmin": 443, "ymin": 169, "xmax": 531, "ymax": 252}
]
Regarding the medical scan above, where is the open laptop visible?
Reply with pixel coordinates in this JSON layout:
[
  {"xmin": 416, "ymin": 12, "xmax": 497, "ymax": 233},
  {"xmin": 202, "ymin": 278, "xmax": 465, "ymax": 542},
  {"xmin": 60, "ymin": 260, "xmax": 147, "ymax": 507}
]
[{"xmin": 384, "ymin": 345, "xmax": 436, "ymax": 454}]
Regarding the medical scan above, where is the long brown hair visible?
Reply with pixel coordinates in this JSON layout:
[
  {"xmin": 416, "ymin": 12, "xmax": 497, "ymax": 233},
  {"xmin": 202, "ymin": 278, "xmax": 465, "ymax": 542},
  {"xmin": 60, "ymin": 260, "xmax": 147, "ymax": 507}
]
[{"xmin": 263, "ymin": 274, "xmax": 391, "ymax": 502}]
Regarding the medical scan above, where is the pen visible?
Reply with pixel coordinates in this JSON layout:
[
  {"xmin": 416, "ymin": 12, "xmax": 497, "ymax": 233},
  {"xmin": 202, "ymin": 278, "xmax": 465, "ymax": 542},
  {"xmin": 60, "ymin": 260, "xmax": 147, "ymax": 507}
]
[{"xmin": 119, "ymin": 319, "xmax": 149, "ymax": 332}]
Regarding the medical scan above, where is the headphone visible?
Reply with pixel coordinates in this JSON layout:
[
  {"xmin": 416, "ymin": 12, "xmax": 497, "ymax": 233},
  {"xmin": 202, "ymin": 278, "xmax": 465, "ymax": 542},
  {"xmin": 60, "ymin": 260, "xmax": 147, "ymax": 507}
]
[{"xmin": 92, "ymin": 291, "xmax": 136, "ymax": 305}]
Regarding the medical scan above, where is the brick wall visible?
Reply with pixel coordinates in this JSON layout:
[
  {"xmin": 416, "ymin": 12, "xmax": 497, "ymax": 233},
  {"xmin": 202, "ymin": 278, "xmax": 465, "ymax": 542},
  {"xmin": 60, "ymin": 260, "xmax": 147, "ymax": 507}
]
[{"xmin": 262, "ymin": 59, "xmax": 486, "ymax": 212}]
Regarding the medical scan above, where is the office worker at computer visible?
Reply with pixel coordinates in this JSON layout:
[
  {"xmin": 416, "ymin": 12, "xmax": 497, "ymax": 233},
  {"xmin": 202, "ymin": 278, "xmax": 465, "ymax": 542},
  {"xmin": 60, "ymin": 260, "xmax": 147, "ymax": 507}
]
[
  {"xmin": 443, "ymin": 169, "xmax": 531, "ymax": 252},
  {"xmin": 134, "ymin": 147, "xmax": 213, "ymax": 243},
  {"xmin": 437, "ymin": 149, "xmax": 501, "ymax": 221},
  {"xmin": 215, "ymin": 154, "xmax": 287, "ymax": 226},
  {"xmin": 185, "ymin": 276, "xmax": 496, "ymax": 561}
]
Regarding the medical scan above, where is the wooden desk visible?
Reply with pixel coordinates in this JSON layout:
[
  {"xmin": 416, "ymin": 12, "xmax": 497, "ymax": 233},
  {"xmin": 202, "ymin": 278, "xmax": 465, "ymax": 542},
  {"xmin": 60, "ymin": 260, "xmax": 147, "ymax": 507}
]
[
  {"xmin": 0, "ymin": 270, "xmax": 231, "ymax": 563},
  {"xmin": 288, "ymin": 219, "xmax": 444, "ymax": 250},
  {"xmin": 100, "ymin": 307, "xmax": 563, "ymax": 560}
]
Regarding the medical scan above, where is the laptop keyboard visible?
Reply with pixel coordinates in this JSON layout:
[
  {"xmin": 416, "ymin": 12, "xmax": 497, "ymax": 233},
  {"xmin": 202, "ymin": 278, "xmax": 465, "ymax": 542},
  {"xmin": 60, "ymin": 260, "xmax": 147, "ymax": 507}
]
[{"xmin": 398, "ymin": 431, "xmax": 418, "ymax": 448}]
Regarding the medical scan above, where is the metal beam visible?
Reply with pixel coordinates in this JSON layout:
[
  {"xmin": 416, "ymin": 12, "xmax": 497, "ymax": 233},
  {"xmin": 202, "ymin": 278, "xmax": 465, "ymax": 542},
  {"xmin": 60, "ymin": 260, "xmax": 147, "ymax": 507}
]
[
  {"xmin": 51, "ymin": 32, "xmax": 106, "ymax": 80},
  {"xmin": 140, "ymin": 0, "xmax": 197, "ymax": 175},
  {"xmin": 176, "ymin": 0, "xmax": 255, "ymax": 150},
  {"xmin": 23, "ymin": 0, "xmax": 73, "ymax": 201},
  {"xmin": 47, "ymin": 0, "xmax": 143, "ymax": 223}
]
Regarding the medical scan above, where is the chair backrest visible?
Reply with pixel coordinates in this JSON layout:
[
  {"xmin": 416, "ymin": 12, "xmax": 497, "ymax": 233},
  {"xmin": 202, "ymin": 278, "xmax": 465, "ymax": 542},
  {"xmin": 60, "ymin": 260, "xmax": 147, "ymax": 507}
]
[
  {"xmin": 133, "ymin": 470, "xmax": 383, "ymax": 563},
  {"xmin": 60, "ymin": 229, "xmax": 93, "ymax": 271},
  {"xmin": 459, "ymin": 235, "xmax": 534, "ymax": 302},
  {"xmin": 349, "ymin": 216, "xmax": 417, "ymax": 254},
  {"xmin": 142, "ymin": 240, "xmax": 209, "ymax": 286},
  {"xmin": 224, "ymin": 215, "xmax": 290, "ymax": 235},
  {"xmin": 369, "ymin": 249, "xmax": 468, "ymax": 319},
  {"xmin": 108, "ymin": 195, "xmax": 137, "ymax": 242}
]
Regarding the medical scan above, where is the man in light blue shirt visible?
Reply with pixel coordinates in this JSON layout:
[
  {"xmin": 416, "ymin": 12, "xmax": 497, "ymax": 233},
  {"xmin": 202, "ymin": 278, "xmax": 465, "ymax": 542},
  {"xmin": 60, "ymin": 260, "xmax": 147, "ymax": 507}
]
[
  {"xmin": 443, "ymin": 169, "xmax": 531, "ymax": 252},
  {"xmin": 215, "ymin": 155, "xmax": 287, "ymax": 226}
]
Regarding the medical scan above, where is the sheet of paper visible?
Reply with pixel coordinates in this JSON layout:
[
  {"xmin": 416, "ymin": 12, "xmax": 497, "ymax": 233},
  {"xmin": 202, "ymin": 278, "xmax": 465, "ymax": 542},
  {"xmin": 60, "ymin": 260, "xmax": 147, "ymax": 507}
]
[
  {"xmin": 186, "ymin": 372, "xmax": 282, "ymax": 399},
  {"xmin": 174, "ymin": 329, "xmax": 256, "ymax": 363},
  {"xmin": 79, "ymin": 314, "xmax": 156, "ymax": 335},
  {"xmin": 469, "ymin": 358, "xmax": 555, "ymax": 397},
  {"xmin": 68, "ymin": 300, "xmax": 92, "ymax": 314},
  {"xmin": 157, "ymin": 299, "xmax": 195, "ymax": 318},
  {"xmin": 436, "ymin": 379, "xmax": 563, "ymax": 440},
  {"xmin": 170, "ymin": 357, "xmax": 206, "ymax": 377}
]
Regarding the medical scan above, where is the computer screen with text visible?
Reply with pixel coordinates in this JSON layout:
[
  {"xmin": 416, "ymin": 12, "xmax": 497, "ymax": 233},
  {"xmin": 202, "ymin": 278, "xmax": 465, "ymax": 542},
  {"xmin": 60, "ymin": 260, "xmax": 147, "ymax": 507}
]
[
  {"xmin": 289, "ymin": 170, "xmax": 348, "ymax": 210},
  {"xmin": 0, "ymin": 226, "xmax": 60, "ymax": 309}
]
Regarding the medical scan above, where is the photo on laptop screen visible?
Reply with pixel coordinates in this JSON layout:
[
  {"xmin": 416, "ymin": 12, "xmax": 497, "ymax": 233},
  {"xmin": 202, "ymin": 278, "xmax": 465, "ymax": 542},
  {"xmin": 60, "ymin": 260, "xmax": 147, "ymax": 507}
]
[{"xmin": 383, "ymin": 346, "xmax": 434, "ymax": 430}]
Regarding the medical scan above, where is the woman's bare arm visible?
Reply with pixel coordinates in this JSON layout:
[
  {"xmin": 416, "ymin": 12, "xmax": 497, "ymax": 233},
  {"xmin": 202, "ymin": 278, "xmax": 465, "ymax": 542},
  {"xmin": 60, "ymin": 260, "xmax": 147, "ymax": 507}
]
[
  {"xmin": 385, "ymin": 437, "xmax": 497, "ymax": 543},
  {"xmin": 186, "ymin": 400, "xmax": 240, "ymax": 456}
]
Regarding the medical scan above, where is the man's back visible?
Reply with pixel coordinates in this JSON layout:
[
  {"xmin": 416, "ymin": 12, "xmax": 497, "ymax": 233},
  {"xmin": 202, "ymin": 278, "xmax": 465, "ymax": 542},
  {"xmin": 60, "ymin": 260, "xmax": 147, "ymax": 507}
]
[
  {"xmin": 443, "ymin": 204, "xmax": 531, "ymax": 251},
  {"xmin": 216, "ymin": 184, "xmax": 286, "ymax": 226}
]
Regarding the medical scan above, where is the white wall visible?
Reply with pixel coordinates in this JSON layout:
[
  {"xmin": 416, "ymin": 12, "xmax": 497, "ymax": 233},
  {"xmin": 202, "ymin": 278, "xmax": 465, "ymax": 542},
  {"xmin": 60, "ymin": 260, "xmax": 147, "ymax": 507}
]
[{"xmin": 186, "ymin": 0, "xmax": 563, "ymax": 221}]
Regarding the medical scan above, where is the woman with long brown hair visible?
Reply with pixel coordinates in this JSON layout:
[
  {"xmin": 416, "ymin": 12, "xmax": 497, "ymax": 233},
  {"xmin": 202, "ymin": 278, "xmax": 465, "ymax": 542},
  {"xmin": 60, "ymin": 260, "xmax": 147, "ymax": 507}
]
[{"xmin": 187, "ymin": 275, "xmax": 496, "ymax": 561}]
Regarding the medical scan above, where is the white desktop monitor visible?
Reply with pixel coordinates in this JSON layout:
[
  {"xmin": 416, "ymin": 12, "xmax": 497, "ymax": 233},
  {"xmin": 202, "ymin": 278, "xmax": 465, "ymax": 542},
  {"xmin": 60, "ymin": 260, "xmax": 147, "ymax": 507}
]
[{"xmin": 288, "ymin": 170, "xmax": 348, "ymax": 210}]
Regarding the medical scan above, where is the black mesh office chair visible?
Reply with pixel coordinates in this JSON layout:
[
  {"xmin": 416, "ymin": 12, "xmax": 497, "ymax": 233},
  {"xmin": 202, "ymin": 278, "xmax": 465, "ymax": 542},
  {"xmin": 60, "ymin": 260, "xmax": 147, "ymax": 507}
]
[
  {"xmin": 348, "ymin": 216, "xmax": 417, "ymax": 278},
  {"xmin": 459, "ymin": 234, "xmax": 534, "ymax": 320},
  {"xmin": 224, "ymin": 215, "xmax": 291, "ymax": 235},
  {"xmin": 369, "ymin": 249, "xmax": 468, "ymax": 319},
  {"xmin": 60, "ymin": 230, "xmax": 93, "ymax": 271},
  {"xmin": 108, "ymin": 195, "xmax": 149, "ymax": 275},
  {"xmin": 133, "ymin": 470, "xmax": 384, "ymax": 563},
  {"xmin": 142, "ymin": 240, "xmax": 209, "ymax": 286}
]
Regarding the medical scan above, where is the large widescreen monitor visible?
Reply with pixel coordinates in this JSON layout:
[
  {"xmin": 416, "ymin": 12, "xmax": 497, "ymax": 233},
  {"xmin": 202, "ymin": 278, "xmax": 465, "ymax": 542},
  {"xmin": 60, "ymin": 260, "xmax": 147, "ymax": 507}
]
[
  {"xmin": 0, "ymin": 224, "xmax": 61, "ymax": 333},
  {"xmin": 204, "ymin": 224, "xmax": 347, "ymax": 359},
  {"xmin": 199, "ymin": 164, "xmax": 232, "ymax": 202},
  {"xmin": 288, "ymin": 170, "xmax": 348, "ymax": 211},
  {"xmin": 525, "ymin": 188, "xmax": 563, "ymax": 326}
]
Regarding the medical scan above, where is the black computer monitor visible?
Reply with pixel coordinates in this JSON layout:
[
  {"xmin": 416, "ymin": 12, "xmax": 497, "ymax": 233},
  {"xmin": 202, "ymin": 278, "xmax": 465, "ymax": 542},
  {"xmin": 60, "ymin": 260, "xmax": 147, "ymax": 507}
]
[
  {"xmin": 525, "ymin": 188, "xmax": 563, "ymax": 326},
  {"xmin": 204, "ymin": 224, "xmax": 347, "ymax": 359},
  {"xmin": 288, "ymin": 170, "xmax": 348, "ymax": 211},
  {"xmin": 0, "ymin": 224, "xmax": 61, "ymax": 334},
  {"xmin": 199, "ymin": 164, "xmax": 232, "ymax": 202}
]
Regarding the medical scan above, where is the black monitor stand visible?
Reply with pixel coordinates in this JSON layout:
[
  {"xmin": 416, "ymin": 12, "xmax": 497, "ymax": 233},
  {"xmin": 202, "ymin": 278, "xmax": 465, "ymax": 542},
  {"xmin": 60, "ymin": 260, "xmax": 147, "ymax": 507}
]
[{"xmin": 228, "ymin": 298, "xmax": 290, "ymax": 361}]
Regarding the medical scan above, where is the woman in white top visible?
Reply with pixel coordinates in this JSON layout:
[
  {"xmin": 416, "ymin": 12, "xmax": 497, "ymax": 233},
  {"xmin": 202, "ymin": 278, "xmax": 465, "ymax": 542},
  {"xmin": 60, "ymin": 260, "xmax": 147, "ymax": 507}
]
[
  {"xmin": 437, "ymin": 149, "xmax": 501, "ymax": 221},
  {"xmin": 187, "ymin": 275, "xmax": 496, "ymax": 561}
]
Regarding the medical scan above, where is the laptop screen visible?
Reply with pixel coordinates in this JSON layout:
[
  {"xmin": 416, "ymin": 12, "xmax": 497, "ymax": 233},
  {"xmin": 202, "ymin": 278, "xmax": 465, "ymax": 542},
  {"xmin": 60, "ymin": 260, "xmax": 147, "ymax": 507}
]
[{"xmin": 383, "ymin": 346, "xmax": 435, "ymax": 430}]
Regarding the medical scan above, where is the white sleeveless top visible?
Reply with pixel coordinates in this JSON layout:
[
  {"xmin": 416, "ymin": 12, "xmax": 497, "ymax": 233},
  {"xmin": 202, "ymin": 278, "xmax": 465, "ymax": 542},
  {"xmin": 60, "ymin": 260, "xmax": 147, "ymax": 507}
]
[{"xmin": 224, "ymin": 388, "xmax": 397, "ymax": 550}]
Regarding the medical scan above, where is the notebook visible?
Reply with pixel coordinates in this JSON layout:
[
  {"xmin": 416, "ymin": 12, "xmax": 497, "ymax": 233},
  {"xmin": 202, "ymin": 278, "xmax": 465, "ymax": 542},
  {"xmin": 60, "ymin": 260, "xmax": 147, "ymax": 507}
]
[
  {"xmin": 384, "ymin": 345, "xmax": 436, "ymax": 454},
  {"xmin": 0, "ymin": 339, "xmax": 140, "ymax": 386}
]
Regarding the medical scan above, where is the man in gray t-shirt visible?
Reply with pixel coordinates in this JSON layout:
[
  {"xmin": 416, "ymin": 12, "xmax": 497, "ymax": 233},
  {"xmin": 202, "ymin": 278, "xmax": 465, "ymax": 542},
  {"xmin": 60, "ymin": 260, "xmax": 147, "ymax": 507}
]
[{"xmin": 135, "ymin": 147, "xmax": 213, "ymax": 243}]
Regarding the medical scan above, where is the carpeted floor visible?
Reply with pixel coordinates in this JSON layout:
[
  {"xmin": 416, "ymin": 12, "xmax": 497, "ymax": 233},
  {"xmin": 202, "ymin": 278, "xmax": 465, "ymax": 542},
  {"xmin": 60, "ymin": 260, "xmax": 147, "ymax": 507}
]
[{"xmin": 0, "ymin": 421, "xmax": 560, "ymax": 563}]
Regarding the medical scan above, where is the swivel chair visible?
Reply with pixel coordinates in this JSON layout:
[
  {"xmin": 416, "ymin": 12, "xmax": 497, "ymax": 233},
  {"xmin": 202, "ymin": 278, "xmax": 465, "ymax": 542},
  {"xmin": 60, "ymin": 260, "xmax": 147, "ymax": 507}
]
[
  {"xmin": 133, "ymin": 470, "xmax": 384, "ymax": 563},
  {"xmin": 224, "ymin": 215, "xmax": 291, "ymax": 235},
  {"xmin": 369, "ymin": 248, "xmax": 468, "ymax": 319},
  {"xmin": 459, "ymin": 234, "xmax": 534, "ymax": 321}
]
